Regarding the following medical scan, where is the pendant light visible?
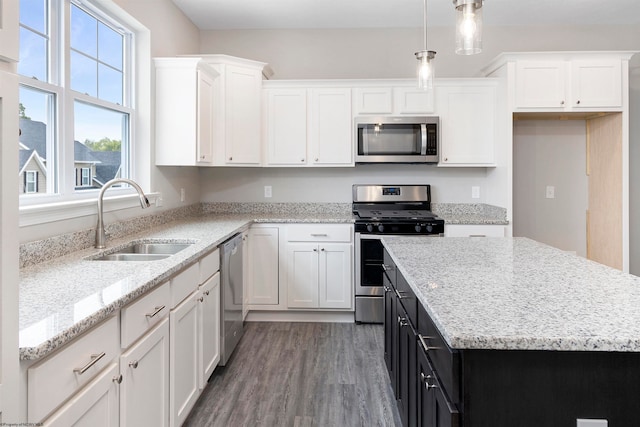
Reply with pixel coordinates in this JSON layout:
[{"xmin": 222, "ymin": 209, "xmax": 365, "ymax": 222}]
[
  {"xmin": 415, "ymin": 0, "xmax": 436, "ymax": 90},
  {"xmin": 453, "ymin": 0, "xmax": 483, "ymax": 55}
]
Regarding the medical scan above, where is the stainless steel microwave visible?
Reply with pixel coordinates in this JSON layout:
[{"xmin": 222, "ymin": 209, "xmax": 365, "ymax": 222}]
[{"xmin": 355, "ymin": 116, "xmax": 439, "ymax": 164}]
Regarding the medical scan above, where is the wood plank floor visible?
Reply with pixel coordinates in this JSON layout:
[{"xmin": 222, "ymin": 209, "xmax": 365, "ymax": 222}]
[{"xmin": 184, "ymin": 322, "xmax": 402, "ymax": 427}]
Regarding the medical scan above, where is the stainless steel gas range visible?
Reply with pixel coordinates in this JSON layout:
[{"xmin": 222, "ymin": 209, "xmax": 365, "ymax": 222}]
[{"xmin": 353, "ymin": 184, "xmax": 444, "ymax": 323}]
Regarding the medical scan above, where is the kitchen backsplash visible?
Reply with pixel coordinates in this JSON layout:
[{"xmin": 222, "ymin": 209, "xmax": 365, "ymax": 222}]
[{"xmin": 201, "ymin": 202, "xmax": 352, "ymax": 215}]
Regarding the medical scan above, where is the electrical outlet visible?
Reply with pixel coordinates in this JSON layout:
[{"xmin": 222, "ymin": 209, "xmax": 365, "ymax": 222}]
[
  {"xmin": 576, "ymin": 419, "xmax": 608, "ymax": 427},
  {"xmin": 545, "ymin": 185, "xmax": 555, "ymax": 199},
  {"xmin": 155, "ymin": 195, "xmax": 163, "ymax": 207},
  {"xmin": 180, "ymin": 188, "xmax": 185, "ymax": 202},
  {"xmin": 264, "ymin": 185, "xmax": 272, "ymax": 198},
  {"xmin": 471, "ymin": 186, "xmax": 480, "ymax": 199}
]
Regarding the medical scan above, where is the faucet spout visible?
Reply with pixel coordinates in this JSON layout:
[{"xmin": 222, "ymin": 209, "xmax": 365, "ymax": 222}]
[{"xmin": 95, "ymin": 178, "xmax": 151, "ymax": 248}]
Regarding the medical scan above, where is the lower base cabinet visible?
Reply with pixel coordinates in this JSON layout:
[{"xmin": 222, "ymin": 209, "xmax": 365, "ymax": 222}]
[
  {"xmin": 44, "ymin": 363, "xmax": 120, "ymax": 427},
  {"xmin": 120, "ymin": 318, "xmax": 170, "ymax": 427}
]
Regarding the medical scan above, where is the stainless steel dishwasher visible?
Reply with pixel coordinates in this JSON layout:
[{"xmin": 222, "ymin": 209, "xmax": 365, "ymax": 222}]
[{"xmin": 219, "ymin": 233, "xmax": 244, "ymax": 366}]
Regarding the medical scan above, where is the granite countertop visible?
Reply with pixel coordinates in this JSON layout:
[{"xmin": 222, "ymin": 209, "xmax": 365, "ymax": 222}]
[
  {"xmin": 19, "ymin": 212, "xmax": 353, "ymax": 361},
  {"xmin": 382, "ymin": 236, "xmax": 640, "ymax": 352}
]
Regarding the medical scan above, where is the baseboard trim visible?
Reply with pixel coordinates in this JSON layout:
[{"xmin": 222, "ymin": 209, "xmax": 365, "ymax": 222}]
[{"xmin": 245, "ymin": 310, "xmax": 355, "ymax": 323}]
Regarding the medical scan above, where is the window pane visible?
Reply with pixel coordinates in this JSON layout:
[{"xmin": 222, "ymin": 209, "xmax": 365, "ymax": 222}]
[
  {"xmin": 98, "ymin": 23, "xmax": 123, "ymax": 70},
  {"xmin": 70, "ymin": 4, "xmax": 97, "ymax": 57},
  {"xmin": 20, "ymin": 0, "xmax": 47, "ymax": 33},
  {"xmin": 19, "ymin": 86, "xmax": 56, "ymax": 195},
  {"xmin": 18, "ymin": 28, "xmax": 48, "ymax": 81},
  {"xmin": 70, "ymin": 50, "xmax": 97, "ymax": 96},
  {"xmin": 98, "ymin": 65, "xmax": 123, "ymax": 105},
  {"xmin": 74, "ymin": 102, "xmax": 128, "ymax": 190}
]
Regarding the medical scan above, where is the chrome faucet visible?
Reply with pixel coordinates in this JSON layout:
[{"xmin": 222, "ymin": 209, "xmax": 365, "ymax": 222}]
[{"xmin": 95, "ymin": 178, "xmax": 151, "ymax": 248}]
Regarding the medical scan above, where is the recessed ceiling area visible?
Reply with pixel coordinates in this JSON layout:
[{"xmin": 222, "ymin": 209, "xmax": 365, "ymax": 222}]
[{"xmin": 172, "ymin": 0, "xmax": 640, "ymax": 30}]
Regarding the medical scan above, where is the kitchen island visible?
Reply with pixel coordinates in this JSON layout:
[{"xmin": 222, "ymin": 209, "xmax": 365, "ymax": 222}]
[{"xmin": 381, "ymin": 236, "xmax": 640, "ymax": 426}]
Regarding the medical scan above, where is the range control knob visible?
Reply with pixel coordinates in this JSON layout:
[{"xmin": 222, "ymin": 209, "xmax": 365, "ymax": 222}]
[
  {"xmin": 426, "ymin": 224, "xmax": 433, "ymax": 233},
  {"xmin": 366, "ymin": 223, "xmax": 374, "ymax": 233},
  {"xmin": 414, "ymin": 224, "xmax": 422, "ymax": 233},
  {"xmin": 377, "ymin": 224, "xmax": 385, "ymax": 233}
]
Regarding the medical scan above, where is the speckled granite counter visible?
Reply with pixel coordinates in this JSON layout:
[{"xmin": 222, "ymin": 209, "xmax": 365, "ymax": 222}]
[
  {"xmin": 381, "ymin": 236, "xmax": 640, "ymax": 352},
  {"xmin": 432, "ymin": 202, "xmax": 508, "ymax": 225},
  {"xmin": 19, "ymin": 211, "xmax": 353, "ymax": 360}
]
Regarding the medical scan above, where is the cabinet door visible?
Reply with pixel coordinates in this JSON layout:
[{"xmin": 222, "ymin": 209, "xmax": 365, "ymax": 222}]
[
  {"xmin": 354, "ymin": 87, "xmax": 393, "ymax": 114},
  {"xmin": 225, "ymin": 65, "xmax": 262, "ymax": 165},
  {"xmin": 248, "ymin": 227, "xmax": 279, "ymax": 305},
  {"xmin": 514, "ymin": 61, "xmax": 566, "ymax": 109},
  {"xmin": 309, "ymin": 88, "xmax": 353, "ymax": 165},
  {"xmin": 44, "ymin": 363, "xmax": 119, "ymax": 427},
  {"xmin": 318, "ymin": 243, "xmax": 352, "ymax": 309},
  {"xmin": 383, "ymin": 272, "xmax": 396, "ymax": 385},
  {"xmin": 198, "ymin": 272, "xmax": 220, "ymax": 390},
  {"xmin": 286, "ymin": 243, "xmax": 319, "ymax": 308},
  {"xmin": 196, "ymin": 69, "xmax": 215, "ymax": 164},
  {"xmin": 170, "ymin": 293, "xmax": 199, "ymax": 427},
  {"xmin": 120, "ymin": 318, "xmax": 169, "ymax": 427},
  {"xmin": 397, "ymin": 303, "xmax": 417, "ymax": 427},
  {"xmin": 0, "ymin": 0, "xmax": 19, "ymax": 62},
  {"xmin": 571, "ymin": 60, "xmax": 622, "ymax": 109},
  {"xmin": 265, "ymin": 89, "xmax": 307, "ymax": 165},
  {"xmin": 394, "ymin": 87, "xmax": 434, "ymax": 114},
  {"xmin": 416, "ymin": 345, "xmax": 459, "ymax": 427},
  {"xmin": 437, "ymin": 84, "xmax": 496, "ymax": 166}
]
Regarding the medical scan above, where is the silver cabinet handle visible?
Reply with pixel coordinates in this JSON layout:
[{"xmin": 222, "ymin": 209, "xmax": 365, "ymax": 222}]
[
  {"xmin": 420, "ymin": 372, "xmax": 438, "ymax": 389},
  {"xmin": 320, "ymin": 248, "xmax": 325, "ymax": 251},
  {"xmin": 469, "ymin": 234, "xmax": 486, "ymax": 237},
  {"xmin": 313, "ymin": 248, "xmax": 318, "ymax": 252},
  {"xmin": 145, "ymin": 305, "xmax": 166, "ymax": 318},
  {"xmin": 397, "ymin": 315, "xmax": 408, "ymax": 327},
  {"xmin": 418, "ymin": 334, "xmax": 437, "ymax": 352},
  {"xmin": 74, "ymin": 352, "xmax": 106, "ymax": 374},
  {"xmin": 394, "ymin": 288, "xmax": 407, "ymax": 300},
  {"xmin": 129, "ymin": 360, "xmax": 139, "ymax": 369},
  {"xmin": 310, "ymin": 233, "xmax": 328, "ymax": 237},
  {"xmin": 383, "ymin": 285, "xmax": 392, "ymax": 293},
  {"xmin": 113, "ymin": 374, "xmax": 123, "ymax": 384},
  {"xmin": 381, "ymin": 264, "xmax": 394, "ymax": 272}
]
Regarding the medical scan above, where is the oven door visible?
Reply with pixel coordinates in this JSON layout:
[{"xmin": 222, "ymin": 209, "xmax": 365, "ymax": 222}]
[{"xmin": 355, "ymin": 233, "xmax": 386, "ymax": 297}]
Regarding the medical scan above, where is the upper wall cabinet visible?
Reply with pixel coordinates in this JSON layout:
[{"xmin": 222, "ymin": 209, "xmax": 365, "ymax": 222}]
[
  {"xmin": 484, "ymin": 52, "xmax": 635, "ymax": 113},
  {"xmin": 201, "ymin": 55, "xmax": 268, "ymax": 166},
  {"xmin": 155, "ymin": 58, "xmax": 219, "ymax": 166},
  {"xmin": 264, "ymin": 82, "xmax": 353, "ymax": 167},
  {"xmin": 354, "ymin": 83, "xmax": 434, "ymax": 115},
  {"xmin": 0, "ymin": 0, "xmax": 19, "ymax": 62},
  {"xmin": 436, "ymin": 79, "xmax": 498, "ymax": 167}
]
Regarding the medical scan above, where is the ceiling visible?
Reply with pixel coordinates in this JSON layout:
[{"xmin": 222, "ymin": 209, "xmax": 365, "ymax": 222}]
[{"xmin": 171, "ymin": 0, "xmax": 640, "ymax": 31}]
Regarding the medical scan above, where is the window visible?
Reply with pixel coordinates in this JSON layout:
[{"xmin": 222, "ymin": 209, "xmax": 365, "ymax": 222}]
[
  {"xmin": 25, "ymin": 171, "xmax": 38, "ymax": 193},
  {"xmin": 18, "ymin": 0, "xmax": 133, "ymax": 201}
]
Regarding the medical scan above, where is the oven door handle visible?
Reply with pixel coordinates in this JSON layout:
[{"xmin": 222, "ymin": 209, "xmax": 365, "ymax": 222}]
[{"xmin": 420, "ymin": 124, "xmax": 427, "ymax": 155}]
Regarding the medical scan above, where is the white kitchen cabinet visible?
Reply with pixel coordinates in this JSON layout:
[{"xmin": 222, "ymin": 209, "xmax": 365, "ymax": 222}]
[
  {"xmin": 393, "ymin": 86, "xmax": 435, "ymax": 114},
  {"xmin": 264, "ymin": 85, "xmax": 352, "ymax": 167},
  {"xmin": 444, "ymin": 224, "xmax": 506, "ymax": 237},
  {"xmin": 43, "ymin": 363, "xmax": 119, "ymax": 427},
  {"xmin": 436, "ymin": 80, "xmax": 497, "ymax": 167},
  {"xmin": 120, "ymin": 318, "xmax": 170, "ymax": 427},
  {"xmin": 201, "ymin": 55, "xmax": 268, "ymax": 166},
  {"xmin": 197, "ymin": 272, "xmax": 220, "ymax": 390},
  {"xmin": 285, "ymin": 224, "xmax": 353, "ymax": 310},
  {"xmin": 27, "ymin": 316, "xmax": 119, "ymax": 423},
  {"xmin": 0, "ymin": 0, "xmax": 19, "ymax": 62},
  {"xmin": 354, "ymin": 85, "xmax": 434, "ymax": 115},
  {"xmin": 265, "ymin": 88, "xmax": 308, "ymax": 165},
  {"xmin": 354, "ymin": 87, "xmax": 393, "ymax": 114},
  {"xmin": 169, "ymin": 291, "xmax": 199, "ymax": 427},
  {"xmin": 309, "ymin": 88, "xmax": 353, "ymax": 165},
  {"xmin": 247, "ymin": 226, "xmax": 279, "ymax": 306},
  {"xmin": 514, "ymin": 59, "xmax": 622, "ymax": 111},
  {"xmin": 155, "ymin": 57, "xmax": 219, "ymax": 166}
]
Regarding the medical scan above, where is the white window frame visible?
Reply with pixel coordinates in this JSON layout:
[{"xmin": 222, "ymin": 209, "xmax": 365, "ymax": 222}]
[
  {"xmin": 18, "ymin": 0, "xmax": 154, "ymax": 227},
  {"xmin": 25, "ymin": 171, "xmax": 38, "ymax": 193},
  {"xmin": 81, "ymin": 167, "xmax": 90, "ymax": 186}
]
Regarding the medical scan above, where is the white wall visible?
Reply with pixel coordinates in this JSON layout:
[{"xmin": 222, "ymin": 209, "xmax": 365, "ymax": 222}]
[
  {"xmin": 630, "ymin": 55, "xmax": 640, "ymax": 275},
  {"xmin": 199, "ymin": 165, "xmax": 489, "ymax": 203},
  {"xmin": 199, "ymin": 25, "xmax": 640, "ymax": 79},
  {"xmin": 513, "ymin": 120, "xmax": 588, "ymax": 257}
]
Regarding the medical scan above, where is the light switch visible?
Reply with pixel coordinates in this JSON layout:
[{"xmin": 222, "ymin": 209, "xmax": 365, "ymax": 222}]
[{"xmin": 545, "ymin": 185, "xmax": 555, "ymax": 199}]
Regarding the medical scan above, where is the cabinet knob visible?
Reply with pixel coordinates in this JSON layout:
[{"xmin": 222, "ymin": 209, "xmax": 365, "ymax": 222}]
[
  {"xmin": 313, "ymin": 248, "xmax": 318, "ymax": 252},
  {"xmin": 301, "ymin": 158, "xmax": 305, "ymax": 162},
  {"xmin": 560, "ymin": 100, "xmax": 565, "ymax": 105},
  {"xmin": 315, "ymin": 158, "xmax": 319, "ymax": 162},
  {"xmin": 320, "ymin": 247, "xmax": 325, "ymax": 251},
  {"xmin": 200, "ymin": 155, "xmax": 205, "ymax": 160},
  {"xmin": 229, "ymin": 157, "xmax": 233, "ymax": 161},
  {"xmin": 204, "ymin": 290, "xmax": 210, "ymax": 296},
  {"xmin": 444, "ymin": 158, "xmax": 448, "ymax": 162},
  {"xmin": 576, "ymin": 100, "xmax": 581, "ymax": 105},
  {"xmin": 129, "ymin": 360, "xmax": 139, "ymax": 369},
  {"xmin": 198, "ymin": 296, "xmax": 204, "ymax": 303},
  {"xmin": 113, "ymin": 374, "xmax": 123, "ymax": 384}
]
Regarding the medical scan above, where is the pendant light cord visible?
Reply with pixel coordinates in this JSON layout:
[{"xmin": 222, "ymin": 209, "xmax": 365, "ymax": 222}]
[{"xmin": 423, "ymin": 0, "xmax": 428, "ymax": 51}]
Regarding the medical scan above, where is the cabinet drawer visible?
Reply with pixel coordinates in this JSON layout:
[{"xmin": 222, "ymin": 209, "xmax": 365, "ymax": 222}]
[
  {"xmin": 171, "ymin": 263, "xmax": 199, "ymax": 308},
  {"xmin": 199, "ymin": 248, "xmax": 220, "ymax": 284},
  {"xmin": 28, "ymin": 316, "xmax": 119, "ymax": 422},
  {"xmin": 417, "ymin": 304, "xmax": 461, "ymax": 405},
  {"xmin": 397, "ymin": 272, "xmax": 417, "ymax": 327},
  {"xmin": 286, "ymin": 224, "xmax": 353, "ymax": 243},
  {"xmin": 382, "ymin": 248, "xmax": 397, "ymax": 285},
  {"xmin": 121, "ymin": 282, "xmax": 170, "ymax": 349}
]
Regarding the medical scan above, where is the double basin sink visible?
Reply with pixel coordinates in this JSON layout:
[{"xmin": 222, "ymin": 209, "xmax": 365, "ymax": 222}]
[{"xmin": 90, "ymin": 241, "xmax": 194, "ymax": 262}]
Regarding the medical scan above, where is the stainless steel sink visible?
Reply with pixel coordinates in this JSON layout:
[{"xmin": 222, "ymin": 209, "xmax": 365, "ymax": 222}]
[{"xmin": 90, "ymin": 241, "xmax": 194, "ymax": 261}]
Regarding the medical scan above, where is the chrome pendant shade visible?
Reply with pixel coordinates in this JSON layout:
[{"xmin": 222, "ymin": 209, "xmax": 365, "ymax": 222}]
[{"xmin": 453, "ymin": 0, "xmax": 483, "ymax": 55}]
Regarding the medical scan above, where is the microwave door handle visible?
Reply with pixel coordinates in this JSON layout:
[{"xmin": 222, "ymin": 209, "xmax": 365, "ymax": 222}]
[{"xmin": 420, "ymin": 124, "xmax": 427, "ymax": 155}]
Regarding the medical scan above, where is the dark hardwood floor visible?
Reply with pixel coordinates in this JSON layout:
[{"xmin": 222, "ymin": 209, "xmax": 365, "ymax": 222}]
[{"xmin": 184, "ymin": 321, "xmax": 402, "ymax": 427}]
